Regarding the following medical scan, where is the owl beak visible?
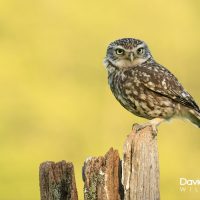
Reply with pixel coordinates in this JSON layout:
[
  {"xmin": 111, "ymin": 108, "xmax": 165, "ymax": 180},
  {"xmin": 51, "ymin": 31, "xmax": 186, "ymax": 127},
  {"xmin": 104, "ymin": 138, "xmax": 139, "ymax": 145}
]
[{"xmin": 129, "ymin": 53, "xmax": 134, "ymax": 62}]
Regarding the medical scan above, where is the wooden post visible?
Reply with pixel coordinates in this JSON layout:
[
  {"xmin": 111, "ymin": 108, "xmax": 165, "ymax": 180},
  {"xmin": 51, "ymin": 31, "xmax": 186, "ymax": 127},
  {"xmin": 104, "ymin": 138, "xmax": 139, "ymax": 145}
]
[
  {"xmin": 38, "ymin": 124, "xmax": 160, "ymax": 199},
  {"xmin": 122, "ymin": 125, "xmax": 160, "ymax": 200},
  {"xmin": 82, "ymin": 148, "xmax": 123, "ymax": 200},
  {"xmin": 39, "ymin": 161, "xmax": 78, "ymax": 200}
]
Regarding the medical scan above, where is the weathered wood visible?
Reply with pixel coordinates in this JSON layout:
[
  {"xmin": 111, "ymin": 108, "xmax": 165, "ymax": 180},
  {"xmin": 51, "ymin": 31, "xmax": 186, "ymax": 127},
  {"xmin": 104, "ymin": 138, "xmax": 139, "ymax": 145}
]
[
  {"xmin": 122, "ymin": 125, "xmax": 160, "ymax": 200},
  {"xmin": 39, "ymin": 161, "xmax": 78, "ymax": 200},
  {"xmin": 39, "ymin": 124, "xmax": 161, "ymax": 199},
  {"xmin": 82, "ymin": 148, "xmax": 123, "ymax": 200}
]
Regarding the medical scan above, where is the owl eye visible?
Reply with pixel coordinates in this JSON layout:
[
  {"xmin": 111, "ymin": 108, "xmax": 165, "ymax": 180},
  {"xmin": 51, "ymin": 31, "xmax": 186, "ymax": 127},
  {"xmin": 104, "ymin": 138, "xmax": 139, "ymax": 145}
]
[
  {"xmin": 137, "ymin": 47, "xmax": 145, "ymax": 55},
  {"xmin": 115, "ymin": 48, "xmax": 125, "ymax": 55}
]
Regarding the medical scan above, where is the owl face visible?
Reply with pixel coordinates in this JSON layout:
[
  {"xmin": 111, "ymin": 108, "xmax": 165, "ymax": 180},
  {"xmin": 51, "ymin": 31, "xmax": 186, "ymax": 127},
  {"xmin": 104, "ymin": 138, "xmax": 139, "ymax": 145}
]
[{"xmin": 104, "ymin": 38, "xmax": 153, "ymax": 69}]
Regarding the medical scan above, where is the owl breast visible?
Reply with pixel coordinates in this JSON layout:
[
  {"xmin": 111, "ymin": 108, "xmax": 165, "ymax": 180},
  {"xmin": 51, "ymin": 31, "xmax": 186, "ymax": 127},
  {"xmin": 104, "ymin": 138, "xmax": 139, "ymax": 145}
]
[{"xmin": 108, "ymin": 68, "xmax": 177, "ymax": 119}]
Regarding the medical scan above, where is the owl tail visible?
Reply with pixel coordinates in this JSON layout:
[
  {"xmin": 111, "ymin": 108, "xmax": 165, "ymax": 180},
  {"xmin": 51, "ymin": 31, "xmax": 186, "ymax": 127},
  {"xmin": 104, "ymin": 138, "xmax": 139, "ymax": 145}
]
[{"xmin": 185, "ymin": 109, "xmax": 200, "ymax": 128}]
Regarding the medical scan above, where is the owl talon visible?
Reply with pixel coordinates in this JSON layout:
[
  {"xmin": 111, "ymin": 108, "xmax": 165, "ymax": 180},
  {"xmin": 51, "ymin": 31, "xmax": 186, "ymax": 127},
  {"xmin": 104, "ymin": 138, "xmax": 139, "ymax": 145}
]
[
  {"xmin": 132, "ymin": 123, "xmax": 139, "ymax": 131},
  {"xmin": 132, "ymin": 123, "xmax": 158, "ymax": 137},
  {"xmin": 151, "ymin": 126, "xmax": 158, "ymax": 137},
  {"xmin": 132, "ymin": 123, "xmax": 148, "ymax": 133}
]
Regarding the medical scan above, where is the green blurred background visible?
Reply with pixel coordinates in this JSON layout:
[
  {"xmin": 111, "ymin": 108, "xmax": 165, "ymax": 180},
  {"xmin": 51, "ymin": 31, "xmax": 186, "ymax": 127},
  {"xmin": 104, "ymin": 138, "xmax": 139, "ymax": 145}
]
[{"xmin": 0, "ymin": 0, "xmax": 200, "ymax": 199}]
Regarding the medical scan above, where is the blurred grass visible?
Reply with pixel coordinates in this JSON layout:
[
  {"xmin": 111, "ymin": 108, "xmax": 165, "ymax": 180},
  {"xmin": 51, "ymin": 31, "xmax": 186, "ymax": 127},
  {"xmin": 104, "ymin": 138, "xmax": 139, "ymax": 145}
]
[{"xmin": 0, "ymin": 0, "xmax": 199, "ymax": 199}]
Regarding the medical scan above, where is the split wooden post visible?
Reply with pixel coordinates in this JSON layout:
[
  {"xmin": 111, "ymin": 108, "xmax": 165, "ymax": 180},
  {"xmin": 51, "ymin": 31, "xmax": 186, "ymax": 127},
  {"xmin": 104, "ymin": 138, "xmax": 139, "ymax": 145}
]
[
  {"xmin": 39, "ymin": 161, "xmax": 78, "ymax": 200},
  {"xmin": 82, "ymin": 148, "xmax": 123, "ymax": 200},
  {"xmin": 122, "ymin": 125, "xmax": 160, "ymax": 200}
]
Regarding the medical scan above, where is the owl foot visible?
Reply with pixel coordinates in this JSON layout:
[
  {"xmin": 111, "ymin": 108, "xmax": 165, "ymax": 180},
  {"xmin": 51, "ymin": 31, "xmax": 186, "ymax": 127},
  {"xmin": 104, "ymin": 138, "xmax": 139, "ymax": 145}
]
[
  {"xmin": 132, "ymin": 118, "xmax": 165, "ymax": 137},
  {"xmin": 132, "ymin": 123, "xmax": 158, "ymax": 136}
]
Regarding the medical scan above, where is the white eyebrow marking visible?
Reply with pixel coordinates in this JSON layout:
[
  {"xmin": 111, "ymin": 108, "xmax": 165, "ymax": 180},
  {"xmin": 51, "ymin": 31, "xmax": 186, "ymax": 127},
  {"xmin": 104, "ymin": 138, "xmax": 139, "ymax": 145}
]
[
  {"xmin": 115, "ymin": 45, "xmax": 126, "ymax": 50},
  {"xmin": 135, "ymin": 43, "xmax": 145, "ymax": 49},
  {"xmin": 115, "ymin": 45, "xmax": 134, "ymax": 52}
]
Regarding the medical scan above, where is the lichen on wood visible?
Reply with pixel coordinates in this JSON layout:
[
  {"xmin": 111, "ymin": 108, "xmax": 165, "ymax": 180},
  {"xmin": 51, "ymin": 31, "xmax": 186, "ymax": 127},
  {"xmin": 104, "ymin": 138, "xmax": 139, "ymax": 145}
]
[
  {"xmin": 82, "ymin": 148, "xmax": 122, "ymax": 200},
  {"xmin": 39, "ymin": 160, "xmax": 78, "ymax": 200}
]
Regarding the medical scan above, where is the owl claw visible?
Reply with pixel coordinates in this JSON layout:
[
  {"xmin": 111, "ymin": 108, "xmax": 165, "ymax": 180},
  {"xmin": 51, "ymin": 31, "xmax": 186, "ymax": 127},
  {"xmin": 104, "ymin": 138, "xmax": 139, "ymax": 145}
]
[
  {"xmin": 151, "ymin": 126, "xmax": 158, "ymax": 137},
  {"xmin": 132, "ymin": 123, "xmax": 148, "ymax": 133},
  {"xmin": 132, "ymin": 123, "xmax": 158, "ymax": 137},
  {"xmin": 132, "ymin": 123, "xmax": 139, "ymax": 131}
]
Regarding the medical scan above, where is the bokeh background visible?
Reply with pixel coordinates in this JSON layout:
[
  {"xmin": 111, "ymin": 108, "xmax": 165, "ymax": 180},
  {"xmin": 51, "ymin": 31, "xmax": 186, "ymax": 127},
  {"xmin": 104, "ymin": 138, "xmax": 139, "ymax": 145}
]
[{"xmin": 0, "ymin": 0, "xmax": 200, "ymax": 199}]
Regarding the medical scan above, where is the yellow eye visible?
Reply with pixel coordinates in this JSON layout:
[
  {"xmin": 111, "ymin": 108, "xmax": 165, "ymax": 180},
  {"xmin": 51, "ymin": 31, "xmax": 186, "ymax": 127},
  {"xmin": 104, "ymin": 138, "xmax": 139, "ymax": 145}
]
[
  {"xmin": 137, "ymin": 47, "xmax": 145, "ymax": 55},
  {"xmin": 115, "ymin": 48, "xmax": 125, "ymax": 55}
]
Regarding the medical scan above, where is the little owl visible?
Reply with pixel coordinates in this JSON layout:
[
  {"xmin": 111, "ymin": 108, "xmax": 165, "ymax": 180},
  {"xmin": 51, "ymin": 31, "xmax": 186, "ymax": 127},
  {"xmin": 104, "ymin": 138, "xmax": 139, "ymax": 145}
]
[{"xmin": 104, "ymin": 38, "xmax": 200, "ymax": 133}]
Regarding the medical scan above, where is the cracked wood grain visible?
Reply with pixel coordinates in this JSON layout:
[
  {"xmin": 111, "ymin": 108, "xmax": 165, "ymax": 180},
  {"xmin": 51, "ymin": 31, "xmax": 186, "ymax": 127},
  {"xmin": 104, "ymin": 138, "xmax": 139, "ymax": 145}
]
[
  {"xmin": 82, "ymin": 148, "xmax": 123, "ymax": 200},
  {"xmin": 39, "ymin": 161, "xmax": 78, "ymax": 200},
  {"xmin": 122, "ymin": 125, "xmax": 160, "ymax": 200}
]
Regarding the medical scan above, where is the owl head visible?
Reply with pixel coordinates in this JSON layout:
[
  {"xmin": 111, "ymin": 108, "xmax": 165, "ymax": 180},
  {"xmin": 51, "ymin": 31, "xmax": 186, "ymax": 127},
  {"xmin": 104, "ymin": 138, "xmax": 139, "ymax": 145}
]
[{"xmin": 104, "ymin": 38, "xmax": 153, "ymax": 70}]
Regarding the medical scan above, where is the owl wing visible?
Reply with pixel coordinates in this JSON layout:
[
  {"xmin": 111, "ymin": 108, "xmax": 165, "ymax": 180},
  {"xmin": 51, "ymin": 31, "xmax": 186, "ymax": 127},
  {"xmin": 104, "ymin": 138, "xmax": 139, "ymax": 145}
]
[{"xmin": 137, "ymin": 63, "xmax": 200, "ymax": 112}]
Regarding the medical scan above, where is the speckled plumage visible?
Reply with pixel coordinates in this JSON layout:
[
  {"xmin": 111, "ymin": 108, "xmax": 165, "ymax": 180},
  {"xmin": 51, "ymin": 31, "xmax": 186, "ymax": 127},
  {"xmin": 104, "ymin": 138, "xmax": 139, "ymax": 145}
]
[{"xmin": 104, "ymin": 38, "xmax": 200, "ymax": 128}]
